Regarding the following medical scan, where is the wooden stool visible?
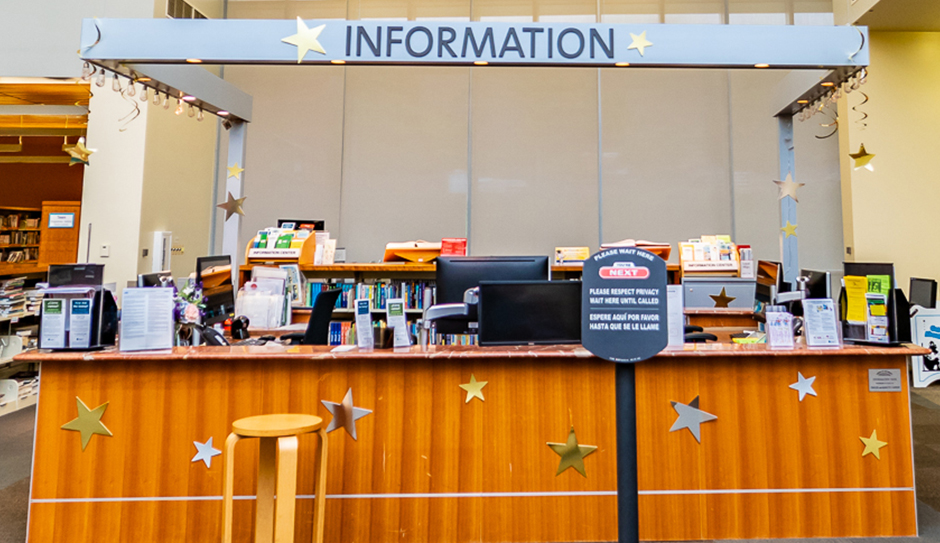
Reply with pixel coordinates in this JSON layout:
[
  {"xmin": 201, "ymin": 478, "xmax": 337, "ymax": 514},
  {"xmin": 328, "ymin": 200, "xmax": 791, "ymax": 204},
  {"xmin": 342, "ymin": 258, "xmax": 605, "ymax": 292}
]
[{"xmin": 221, "ymin": 414, "xmax": 328, "ymax": 543}]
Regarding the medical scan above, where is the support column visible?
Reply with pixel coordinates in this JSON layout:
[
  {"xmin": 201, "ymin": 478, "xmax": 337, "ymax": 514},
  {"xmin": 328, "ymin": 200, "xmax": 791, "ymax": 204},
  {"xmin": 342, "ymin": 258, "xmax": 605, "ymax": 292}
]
[
  {"xmin": 778, "ymin": 115, "xmax": 798, "ymax": 285},
  {"xmin": 223, "ymin": 120, "xmax": 247, "ymax": 273}
]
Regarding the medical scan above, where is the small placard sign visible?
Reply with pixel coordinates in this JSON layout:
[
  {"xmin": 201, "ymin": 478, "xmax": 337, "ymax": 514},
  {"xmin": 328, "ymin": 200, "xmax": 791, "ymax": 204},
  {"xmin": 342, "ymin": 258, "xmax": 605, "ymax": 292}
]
[
  {"xmin": 868, "ymin": 368, "xmax": 902, "ymax": 392},
  {"xmin": 48, "ymin": 213, "xmax": 75, "ymax": 229},
  {"xmin": 581, "ymin": 247, "xmax": 668, "ymax": 363}
]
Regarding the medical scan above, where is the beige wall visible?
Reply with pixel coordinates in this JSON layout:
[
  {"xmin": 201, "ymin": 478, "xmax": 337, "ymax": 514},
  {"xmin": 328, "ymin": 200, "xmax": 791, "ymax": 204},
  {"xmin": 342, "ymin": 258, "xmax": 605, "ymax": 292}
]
[{"xmin": 841, "ymin": 31, "xmax": 940, "ymax": 289}]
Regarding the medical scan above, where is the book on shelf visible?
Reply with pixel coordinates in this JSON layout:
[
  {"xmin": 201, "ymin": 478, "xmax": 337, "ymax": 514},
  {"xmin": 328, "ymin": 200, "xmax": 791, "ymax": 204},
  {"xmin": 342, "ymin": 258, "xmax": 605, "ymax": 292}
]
[
  {"xmin": 305, "ymin": 279, "xmax": 436, "ymax": 312},
  {"xmin": 0, "ymin": 277, "xmax": 27, "ymax": 317}
]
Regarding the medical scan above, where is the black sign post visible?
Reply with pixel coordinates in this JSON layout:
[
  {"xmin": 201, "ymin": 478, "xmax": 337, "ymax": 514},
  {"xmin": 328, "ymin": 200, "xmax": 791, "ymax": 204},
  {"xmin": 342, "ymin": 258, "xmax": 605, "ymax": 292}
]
[{"xmin": 581, "ymin": 247, "xmax": 668, "ymax": 543}]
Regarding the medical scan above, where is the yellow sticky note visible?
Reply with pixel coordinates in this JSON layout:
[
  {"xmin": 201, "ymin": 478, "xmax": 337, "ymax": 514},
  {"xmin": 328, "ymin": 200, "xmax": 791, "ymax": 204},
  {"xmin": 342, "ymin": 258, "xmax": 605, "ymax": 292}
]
[{"xmin": 845, "ymin": 275, "xmax": 868, "ymax": 323}]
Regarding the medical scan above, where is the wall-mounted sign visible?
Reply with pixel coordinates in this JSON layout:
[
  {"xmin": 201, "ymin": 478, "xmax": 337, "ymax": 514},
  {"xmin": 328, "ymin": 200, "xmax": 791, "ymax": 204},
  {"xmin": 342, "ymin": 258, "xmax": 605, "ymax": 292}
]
[
  {"xmin": 48, "ymin": 213, "xmax": 75, "ymax": 229},
  {"xmin": 581, "ymin": 247, "xmax": 668, "ymax": 363}
]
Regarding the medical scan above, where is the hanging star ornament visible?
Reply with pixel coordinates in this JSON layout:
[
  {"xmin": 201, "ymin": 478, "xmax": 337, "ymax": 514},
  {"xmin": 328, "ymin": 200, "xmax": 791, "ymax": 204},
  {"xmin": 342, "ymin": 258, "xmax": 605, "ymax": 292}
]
[
  {"xmin": 849, "ymin": 143, "xmax": 875, "ymax": 171},
  {"xmin": 627, "ymin": 31, "xmax": 653, "ymax": 56},
  {"xmin": 61, "ymin": 397, "xmax": 113, "ymax": 451},
  {"xmin": 773, "ymin": 173, "xmax": 805, "ymax": 203},
  {"xmin": 709, "ymin": 287, "xmax": 736, "ymax": 308},
  {"xmin": 281, "ymin": 17, "xmax": 327, "ymax": 63},
  {"xmin": 547, "ymin": 426, "xmax": 597, "ymax": 477},
  {"xmin": 781, "ymin": 221, "xmax": 798, "ymax": 238},
  {"xmin": 322, "ymin": 388, "xmax": 372, "ymax": 440},
  {"xmin": 459, "ymin": 374, "xmax": 488, "ymax": 403},
  {"xmin": 191, "ymin": 437, "xmax": 222, "ymax": 468},
  {"xmin": 226, "ymin": 163, "xmax": 245, "ymax": 180},
  {"xmin": 860, "ymin": 429, "xmax": 887, "ymax": 459},
  {"xmin": 66, "ymin": 137, "xmax": 96, "ymax": 166},
  {"xmin": 216, "ymin": 192, "xmax": 247, "ymax": 221},
  {"xmin": 669, "ymin": 396, "xmax": 717, "ymax": 443},
  {"xmin": 789, "ymin": 372, "xmax": 817, "ymax": 401}
]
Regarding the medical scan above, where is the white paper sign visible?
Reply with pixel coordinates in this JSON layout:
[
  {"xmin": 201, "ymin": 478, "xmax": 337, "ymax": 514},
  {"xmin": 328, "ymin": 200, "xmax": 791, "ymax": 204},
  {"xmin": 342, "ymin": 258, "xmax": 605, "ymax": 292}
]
[
  {"xmin": 355, "ymin": 298, "xmax": 374, "ymax": 349},
  {"xmin": 912, "ymin": 309, "xmax": 940, "ymax": 388},
  {"xmin": 120, "ymin": 288, "xmax": 175, "ymax": 352},
  {"xmin": 48, "ymin": 213, "xmax": 75, "ymax": 229},
  {"xmin": 40, "ymin": 299, "xmax": 67, "ymax": 349},
  {"xmin": 386, "ymin": 298, "xmax": 411, "ymax": 348},
  {"xmin": 801, "ymin": 298, "xmax": 841, "ymax": 347},
  {"xmin": 666, "ymin": 285, "xmax": 684, "ymax": 347},
  {"xmin": 68, "ymin": 298, "xmax": 93, "ymax": 349},
  {"xmin": 766, "ymin": 311, "xmax": 795, "ymax": 349}
]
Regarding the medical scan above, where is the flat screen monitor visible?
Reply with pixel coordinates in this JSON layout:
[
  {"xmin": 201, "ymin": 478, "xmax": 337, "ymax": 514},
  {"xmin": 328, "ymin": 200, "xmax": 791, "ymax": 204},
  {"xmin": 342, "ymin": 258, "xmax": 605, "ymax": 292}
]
[
  {"xmin": 196, "ymin": 255, "xmax": 235, "ymax": 326},
  {"xmin": 478, "ymin": 281, "xmax": 581, "ymax": 346},
  {"xmin": 435, "ymin": 256, "xmax": 550, "ymax": 334},
  {"xmin": 800, "ymin": 269, "xmax": 831, "ymax": 299},
  {"xmin": 137, "ymin": 270, "xmax": 174, "ymax": 288},
  {"xmin": 48, "ymin": 264, "xmax": 104, "ymax": 288},
  {"xmin": 910, "ymin": 277, "xmax": 937, "ymax": 309}
]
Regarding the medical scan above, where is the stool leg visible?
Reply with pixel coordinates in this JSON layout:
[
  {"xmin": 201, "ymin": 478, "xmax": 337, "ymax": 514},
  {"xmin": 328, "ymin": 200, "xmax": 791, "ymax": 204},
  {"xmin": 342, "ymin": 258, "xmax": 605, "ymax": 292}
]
[
  {"xmin": 274, "ymin": 435, "xmax": 299, "ymax": 543},
  {"xmin": 256, "ymin": 437, "xmax": 277, "ymax": 543},
  {"xmin": 312, "ymin": 429, "xmax": 328, "ymax": 543},
  {"xmin": 221, "ymin": 433, "xmax": 242, "ymax": 543}
]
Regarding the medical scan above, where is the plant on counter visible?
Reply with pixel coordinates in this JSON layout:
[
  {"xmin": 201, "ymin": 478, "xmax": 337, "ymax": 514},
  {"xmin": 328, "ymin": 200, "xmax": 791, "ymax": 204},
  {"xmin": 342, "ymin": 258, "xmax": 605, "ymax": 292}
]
[{"xmin": 174, "ymin": 279, "xmax": 206, "ymax": 324}]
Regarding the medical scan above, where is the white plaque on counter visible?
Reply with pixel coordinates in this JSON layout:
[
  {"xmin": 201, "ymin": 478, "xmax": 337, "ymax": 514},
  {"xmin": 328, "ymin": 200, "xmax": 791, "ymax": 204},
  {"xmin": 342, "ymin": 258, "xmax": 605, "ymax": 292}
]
[{"xmin": 868, "ymin": 369, "xmax": 902, "ymax": 392}]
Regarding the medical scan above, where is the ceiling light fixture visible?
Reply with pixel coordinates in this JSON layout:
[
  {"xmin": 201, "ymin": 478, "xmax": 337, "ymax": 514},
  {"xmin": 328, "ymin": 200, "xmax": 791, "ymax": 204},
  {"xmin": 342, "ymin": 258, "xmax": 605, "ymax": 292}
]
[
  {"xmin": 797, "ymin": 99, "xmax": 809, "ymax": 104},
  {"xmin": 163, "ymin": 93, "xmax": 171, "ymax": 110},
  {"xmin": 138, "ymin": 77, "xmax": 152, "ymax": 82},
  {"xmin": 615, "ymin": 62, "xmax": 630, "ymax": 67},
  {"xmin": 197, "ymin": 109, "xmax": 205, "ymax": 122},
  {"xmin": 331, "ymin": 60, "xmax": 346, "ymax": 64},
  {"xmin": 127, "ymin": 81, "xmax": 137, "ymax": 97},
  {"xmin": 821, "ymin": 81, "xmax": 835, "ymax": 87},
  {"xmin": 754, "ymin": 63, "xmax": 770, "ymax": 68},
  {"xmin": 81, "ymin": 62, "xmax": 93, "ymax": 81},
  {"xmin": 186, "ymin": 58, "xmax": 203, "ymax": 64},
  {"xmin": 175, "ymin": 98, "xmax": 183, "ymax": 115},
  {"xmin": 182, "ymin": 95, "xmax": 197, "ymax": 102},
  {"xmin": 187, "ymin": 104, "xmax": 196, "ymax": 118},
  {"xmin": 217, "ymin": 110, "xmax": 230, "ymax": 117},
  {"xmin": 112, "ymin": 73, "xmax": 122, "ymax": 92},
  {"xmin": 139, "ymin": 85, "xmax": 149, "ymax": 102},
  {"xmin": 95, "ymin": 70, "xmax": 106, "ymax": 87},
  {"xmin": 474, "ymin": 61, "xmax": 488, "ymax": 66}
]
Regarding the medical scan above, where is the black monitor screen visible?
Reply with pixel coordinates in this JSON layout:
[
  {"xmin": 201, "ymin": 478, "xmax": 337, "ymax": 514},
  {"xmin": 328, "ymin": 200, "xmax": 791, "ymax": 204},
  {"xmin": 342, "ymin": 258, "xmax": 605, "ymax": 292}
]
[
  {"xmin": 800, "ymin": 269, "xmax": 831, "ymax": 299},
  {"xmin": 478, "ymin": 281, "xmax": 581, "ymax": 346},
  {"xmin": 48, "ymin": 264, "xmax": 104, "ymax": 287},
  {"xmin": 435, "ymin": 256, "xmax": 549, "ymax": 334},
  {"xmin": 196, "ymin": 255, "xmax": 234, "ymax": 326},
  {"xmin": 138, "ymin": 270, "xmax": 174, "ymax": 288},
  {"xmin": 910, "ymin": 278, "xmax": 937, "ymax": 309}
]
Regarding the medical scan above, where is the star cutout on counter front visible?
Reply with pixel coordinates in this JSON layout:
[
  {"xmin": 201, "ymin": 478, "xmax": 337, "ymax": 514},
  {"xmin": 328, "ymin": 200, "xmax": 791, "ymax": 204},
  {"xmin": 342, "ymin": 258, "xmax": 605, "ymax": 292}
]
[
  {"xmin": 789, "ymin": 372, "xmax": 817, "ymax": 402},
  {"xmin": 281, "ymin": 17, "xmax": 327, "ymax": 63},
  {"xmin": 226, "ymin": 163, "xmax": 245, "ymax": 180},
  {"xmin": 849, "ymin": 143, "xmax": 875, "ymax": 171},
  {"xmin": 67, "ymin": 137, "xmax": 96, "ymax": 166},
  {"xmin": 61, "ymin": 397, "xmax": 113, "ymax": 451},
  {"xmin": 669, "ymin": 396, "xmax": 717, "ymax": 443},
  {"xmin": 216, "ymin": 192, "xmax": 247, "ymax": 221},
  {"xmin": 773, "ymin": 173, "xmax": 805, "ymax": 203},
  {"xmin": 322, "ymin": 388, "xmax": 372, "ymax": 440},
  {"xmin": 459, "ymin": 374, "xmax": 488, "ymax": 403},
  {"xmin": 709, "ymin": 287, "xmax": 736, "ymax": 308},
  {"xmin": 191, "ymin": 437, "xmax": 222, "ymax": 468},
  {"xmin": 781, "ymin": 221, "xmax": 798, "ymax": 238},
  {"xmin": 860, "ymin": 429, "xmax": 887, "ymax": 459},
  {"xmin": 627, "ymin": 31, "xmax": 653, "ymax": 56},
  {"xmin": 547, "ymin": 427, "xmax": 597, "ymax": 477}
]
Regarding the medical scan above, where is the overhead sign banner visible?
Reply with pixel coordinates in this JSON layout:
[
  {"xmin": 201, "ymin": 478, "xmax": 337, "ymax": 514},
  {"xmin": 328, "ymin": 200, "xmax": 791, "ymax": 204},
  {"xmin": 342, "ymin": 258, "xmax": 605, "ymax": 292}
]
[
  {"xmin": 81, "ymin": 19, "xmax": 868, "ymax": 69},
  {"xmin": 582, "ymin": 248, "xmax": 668, "ymax": 363}
]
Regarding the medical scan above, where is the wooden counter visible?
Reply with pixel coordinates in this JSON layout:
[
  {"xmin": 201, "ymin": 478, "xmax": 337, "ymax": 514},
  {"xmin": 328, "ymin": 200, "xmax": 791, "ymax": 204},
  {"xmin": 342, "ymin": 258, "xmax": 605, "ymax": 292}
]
[{"xmin": 19, "ymin": 343, "xmax": 924, "ymax": 542}]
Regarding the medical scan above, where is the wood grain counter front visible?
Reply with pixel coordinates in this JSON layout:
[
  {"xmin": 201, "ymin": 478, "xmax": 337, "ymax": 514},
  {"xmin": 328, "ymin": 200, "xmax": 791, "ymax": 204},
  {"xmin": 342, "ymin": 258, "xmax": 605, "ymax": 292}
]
[{"xmin": 18, "ymin": 343, "xmax": 924, "ymax": 542}]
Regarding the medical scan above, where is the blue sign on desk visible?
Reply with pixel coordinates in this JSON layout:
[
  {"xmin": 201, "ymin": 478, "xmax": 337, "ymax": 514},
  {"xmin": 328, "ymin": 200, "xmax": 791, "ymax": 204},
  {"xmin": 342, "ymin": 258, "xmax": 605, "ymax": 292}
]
[{"xmin": 581, "ymin": 248, "xmax": 668, "ymax": 363}]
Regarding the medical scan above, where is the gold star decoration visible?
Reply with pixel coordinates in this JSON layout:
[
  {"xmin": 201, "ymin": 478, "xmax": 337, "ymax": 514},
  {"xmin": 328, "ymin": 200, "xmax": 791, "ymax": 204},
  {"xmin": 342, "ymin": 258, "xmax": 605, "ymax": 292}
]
[
  {"xmin": 216, "ymin": 191, "xmax": 247, "ymax": 221},
  {"xmin": 773, "ymin": 173, "xmax": 805, "ymax": 203},
  {"xmin": 226, "ymin": 163, "xmax": 245, "ymax": 179},
  {"xmin": 281, "ymin": 17, "xmax": 327, "ymax": 63},
  {"xmin": 860, "ymin": 429, "xmax": 887, "ymax": 459},
  {"xmin": 781, "ymin": 220, "xmax": 798, "ymax": 238},
  {"xmin": 66, "ymin": 137, "xmax": 96, "ymax": 166},
  {"xmin": 61, "ymin": 397, "xmax": 113, "ymax": 451},
  {"xmin": 547, "ymin": 426, "xmax": 597, "ymax": 477},
  {"xmin": 709, "ymin": 287, "xmax": 736, "ymax": 308},
  {"xmin": 849, "ymin": 143, "xmax": 875, "ymax": 171},
  {"xmin": 627, "ymin": 31, "xmax": 653, "ymax": 57},
  {"xmin": 458, "ymin": 374, "xmax": 488, "ymax": 403}
]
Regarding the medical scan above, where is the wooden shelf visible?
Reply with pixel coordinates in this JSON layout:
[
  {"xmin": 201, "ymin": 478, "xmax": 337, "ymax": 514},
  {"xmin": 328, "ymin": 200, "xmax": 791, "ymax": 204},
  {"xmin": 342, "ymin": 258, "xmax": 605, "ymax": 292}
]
[
  {"xmin": 0, "ymin": 244, "xmax": 39, "ymax": 249},
  {"xmin": 0, "ymin": 228, "xmax": 40, "ymax": 232},
  {"xmin": 0, "ymin": 206, "xmax": 41, "ymax": 212}
]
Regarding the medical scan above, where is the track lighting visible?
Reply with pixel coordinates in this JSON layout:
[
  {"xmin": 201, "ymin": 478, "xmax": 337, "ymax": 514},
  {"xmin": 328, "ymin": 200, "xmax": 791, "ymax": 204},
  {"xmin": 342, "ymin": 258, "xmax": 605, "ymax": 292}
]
[
  {"xmin": 197, "ymin": 109, "xmax": 204, "ymax": 122},
  {"xmin": 153, "ymin": 90, "xmax": 162, "ymax": 106},
  {"xmin": 127, "ymin": 81, "xmax": 137, "ymax": 97},
  {"xmin": 163, "ymin": 93, "xmax": 170, "ymax": 110},
  {"xmin": 81, "ymin": 62, "xmax": 93, "ymax": 81},
  {"xmin": 175, "ymin": 98, "xmax": 184, "ymax": 116},
  {"xmin": 95, "ymin": 70, "xmax": 106, "ymax": 87},
  {"xmin": 139, "ymin": 85, "xmax": 149, "ymax": 102},
  {"xmin": 112, "ymin": 74, "xmax": 121, "ymax": 92},
  {"xmin": 187, "ymin": 104, "xmax": 196, "ymax": 118}
]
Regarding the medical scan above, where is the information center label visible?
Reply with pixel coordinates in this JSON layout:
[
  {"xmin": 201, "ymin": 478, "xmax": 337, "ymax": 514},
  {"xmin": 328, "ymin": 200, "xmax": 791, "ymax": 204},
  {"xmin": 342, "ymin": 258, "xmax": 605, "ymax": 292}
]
[{"xmin": 581, "ymin": 248, "xmax": 668, "ymax": 363}]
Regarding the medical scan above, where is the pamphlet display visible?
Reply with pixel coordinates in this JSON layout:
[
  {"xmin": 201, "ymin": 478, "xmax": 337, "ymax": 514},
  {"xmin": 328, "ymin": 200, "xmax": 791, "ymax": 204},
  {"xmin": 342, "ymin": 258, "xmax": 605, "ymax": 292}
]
[
  {"xmin": 385, "ymin": 298, "xmax": 411, "ymax": 348},
  {"xmin": 581, "ymin": 248, "xmax": 668, "ymax": 363},
  {"xmin": 766, "ymin": 309, "xmax": 795, "ymax": 349},
  {"xmin": 801, "ymin": 298, "xmax": 841, "ymax": 347},
  {"xmin": 865, "ymin": 293, "xmax": 889, "ymax": 344},
  {"xmin": 120, "ymin": 288, "xmax": 175, "ymax": 352},
  {"xmin": 355, "ymin": 298, "xmax": 374, "ymax": 349}
]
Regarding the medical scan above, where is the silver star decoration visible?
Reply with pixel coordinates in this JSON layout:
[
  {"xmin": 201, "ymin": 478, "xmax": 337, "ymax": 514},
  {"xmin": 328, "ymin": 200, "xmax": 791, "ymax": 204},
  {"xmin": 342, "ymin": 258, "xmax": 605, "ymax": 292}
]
[
  {"xmin": 789, "ymin": 372, "xmax": 817, "ymax": 402},
  {"xmin": 321, "ymin": 388, "xmax": 372, "ymax": 440},
  {"xmin": 773, "ymin": 172, "xmax": 805, "ymax": 203},
  {"xmin": 191, "ymin": 437, "xmax": 221, "ymax": 468},
  {"xmin": 669, "ymin": 396, "xmax": 717, "ymax": 443}
]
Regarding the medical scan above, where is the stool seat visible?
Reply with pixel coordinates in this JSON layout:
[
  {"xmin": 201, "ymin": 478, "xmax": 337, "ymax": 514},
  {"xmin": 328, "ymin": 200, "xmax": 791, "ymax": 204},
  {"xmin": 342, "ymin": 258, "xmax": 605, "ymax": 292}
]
[{"xmin": 232, "ymin": 414, "xmax": 323, "ymax": 438}]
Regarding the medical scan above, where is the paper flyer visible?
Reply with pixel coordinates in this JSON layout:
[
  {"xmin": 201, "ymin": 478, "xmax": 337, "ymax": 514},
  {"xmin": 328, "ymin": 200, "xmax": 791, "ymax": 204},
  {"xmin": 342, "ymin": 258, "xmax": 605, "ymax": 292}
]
[
  {"xmin": 385, "ymin": 298, "xmax": 411, "ymax": 348},
  {"xmin": 844, "ymin": 275, "xmax": 868, "ymax": 323},
  {"xmin": 802, "ymin": 298, "xmax": 841, "ymax": 347},
  {"xmin": 120, "ymin": 288, "xmax": 175, "ymax": 352},
  {"xmin": 68, "ymin": 299, "xmax": 93, "ymax": 349},
  {"xmin": 355, "ymin": 298, "xmax": 374, "ymax": 349},
  {"xmin": 766, "ymin": 310, "xmax": 794, "ymax": 349},
  {"xmin": 40, "ymin": 299, "xmax": 66, "ymax": 349}
]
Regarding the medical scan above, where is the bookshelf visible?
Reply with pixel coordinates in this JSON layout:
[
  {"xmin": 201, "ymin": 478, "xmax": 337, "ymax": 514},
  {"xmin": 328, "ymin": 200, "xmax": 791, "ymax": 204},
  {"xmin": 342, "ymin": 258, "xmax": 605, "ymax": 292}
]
[{"xmin": 0, "ymin": 201, "xmax": 81, "ymax": 280}]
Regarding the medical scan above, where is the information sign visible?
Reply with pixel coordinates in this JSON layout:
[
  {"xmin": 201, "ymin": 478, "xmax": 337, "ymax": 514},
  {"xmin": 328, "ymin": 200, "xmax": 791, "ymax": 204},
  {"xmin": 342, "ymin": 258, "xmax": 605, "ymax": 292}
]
[{"xmin": 581, "ymin": 248, "xmax": 668, "ymax": 363}]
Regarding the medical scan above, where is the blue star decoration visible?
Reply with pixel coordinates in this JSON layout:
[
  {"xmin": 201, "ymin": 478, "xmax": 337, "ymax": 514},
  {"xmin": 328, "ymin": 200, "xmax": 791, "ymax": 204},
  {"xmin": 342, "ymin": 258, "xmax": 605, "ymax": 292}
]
[{"xmin": 191, "ymin": 437, "xmax": 222, "ymax": 468}]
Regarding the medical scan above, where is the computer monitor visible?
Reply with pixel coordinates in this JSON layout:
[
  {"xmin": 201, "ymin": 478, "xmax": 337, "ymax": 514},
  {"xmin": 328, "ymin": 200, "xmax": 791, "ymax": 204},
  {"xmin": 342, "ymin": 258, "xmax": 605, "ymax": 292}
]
[
  {"xmin": 195, "ymin": 255, "xmax": 235, "ymax": 326},
  {"xmin": 800, "ymin": 269, "xmax": 831, "ymax": 299},
  {"xmin": 137, "ymin": 270, "xmax": 174, "ymax": 288},
  {"xmin": 48, "ymin": 264, "xmax": 104, "ymax": 287},
  {"xmin": 910, "ymin": 277, "xmax": 937, "ymax": 309},
  {"xmin": 435, "ymin": 256, "xmax": 550, "ymax": 334},
  {"xmin": 478, "ymin": 281, "xmax": 581, "ymax": 346},
  {"xmin": 755, "ymin": 260, "xmax": 782, "ymax": 304}
]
